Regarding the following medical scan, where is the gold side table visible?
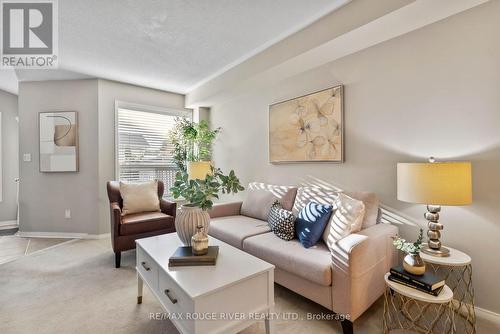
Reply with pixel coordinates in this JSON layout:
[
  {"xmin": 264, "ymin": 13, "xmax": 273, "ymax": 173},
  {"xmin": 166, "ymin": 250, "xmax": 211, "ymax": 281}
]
[
  {"xmin": 383, "ymin": 273, "xmax": 455, "ymax": 333},
  {"xmin": 421, "ymin": 247, "xmax": 476, "ymax": 333}
]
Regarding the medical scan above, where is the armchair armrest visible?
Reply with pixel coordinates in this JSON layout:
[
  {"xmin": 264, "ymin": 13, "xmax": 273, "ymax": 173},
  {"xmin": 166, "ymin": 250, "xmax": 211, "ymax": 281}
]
[
  {"xmin": 160, "ymin": 199, "xmax": 177, "ymax": 218},
  {"xmin": 110, "ymin": 202, "xmax": 122, "ymax": 238},
  {"xmin": 208, "ymin": 201, "xmax": 243, "ymax": 218},
  {"xmin": 330, "ymin": 223, "xmax": 398, "ymax": 321}
]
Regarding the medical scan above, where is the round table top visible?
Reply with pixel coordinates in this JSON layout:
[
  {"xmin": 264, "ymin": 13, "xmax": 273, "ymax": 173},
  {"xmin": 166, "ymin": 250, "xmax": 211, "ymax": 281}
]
[
  {"xmin": 420, "ymin": 246, "xmax": 471, "ymax": 266},
  {"xmin": 384, "ymin": 273, "xmax": 453, "ymax": 304}
]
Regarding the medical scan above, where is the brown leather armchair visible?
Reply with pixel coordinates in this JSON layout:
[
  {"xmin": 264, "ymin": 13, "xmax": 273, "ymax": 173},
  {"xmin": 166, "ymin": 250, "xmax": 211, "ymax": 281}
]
[{"xmin": 106, "ymin": 181, "xmax": 176, "ymax": 268}]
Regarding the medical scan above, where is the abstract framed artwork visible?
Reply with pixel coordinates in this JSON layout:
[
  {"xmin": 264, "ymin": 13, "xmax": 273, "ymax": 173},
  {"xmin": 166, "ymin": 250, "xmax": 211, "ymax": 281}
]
[
  {"xmin": 39, "ymin": 111, "xmax": 79, "ymax": 172},
  {"xmin": 269, "ymin": 85, "xmax": 344, "ymax": 163}
]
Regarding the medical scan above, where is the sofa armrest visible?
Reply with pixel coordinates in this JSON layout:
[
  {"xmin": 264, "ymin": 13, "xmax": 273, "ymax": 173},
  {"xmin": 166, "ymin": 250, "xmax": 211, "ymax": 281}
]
[
  {"xmin": 208, "ymin": 201, "xmax": 243, "ymax": 218},
  {"xmin": 330, "ymin": 223, "xmax": 398, "ymax": 321},
  {"xmin": 160, "ymin": 199, "xmax": 177, "ymax": 218}
]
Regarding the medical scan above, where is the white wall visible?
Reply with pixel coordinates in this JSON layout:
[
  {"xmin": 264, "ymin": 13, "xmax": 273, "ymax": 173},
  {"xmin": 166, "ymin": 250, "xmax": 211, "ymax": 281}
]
[
  {"xmin": 0, "ymin": 90, "xmax": 19, "ymax": 222},
  {"xmin": 18, "ymin": 80, "xmax": 100, "ymax": 234},
  {"xmin": 194, "ymin": 2, "xmax": 500, "ymax": 313},
  {"xmin": 97, "ymin": 79, "xmax": 187, "ymax": 234},
  {"xmin": 16, "ymin": 78, "xmax": 187, "ymax": 236}
]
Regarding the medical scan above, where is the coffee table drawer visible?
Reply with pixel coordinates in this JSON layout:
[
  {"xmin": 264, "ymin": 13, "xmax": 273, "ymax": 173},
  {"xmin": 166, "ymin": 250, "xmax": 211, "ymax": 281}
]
[
  {"xmin": 137, "ymin": 247, "xmax": 158, "ymax": 291},
  {"xmin": 158, "ymin": 270, "xmax": 194, "ymax": 313},
  {"xmin": 158, "ymin": 270, "xmax": 195, "ymax": 333}
]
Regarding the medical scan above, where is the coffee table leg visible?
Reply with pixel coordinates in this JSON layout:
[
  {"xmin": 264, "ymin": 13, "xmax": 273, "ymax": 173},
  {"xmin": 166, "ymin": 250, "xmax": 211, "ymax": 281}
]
[
  {"xmin": 265, "ymin": 307, "xmax": 274, "ymax": 334},
  {"xmin": 137, "ymin": 272, "xmax": 143, "ymax": 304}
]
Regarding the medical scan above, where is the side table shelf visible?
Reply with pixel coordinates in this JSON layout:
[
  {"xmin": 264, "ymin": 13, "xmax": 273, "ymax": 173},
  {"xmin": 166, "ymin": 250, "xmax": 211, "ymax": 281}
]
[
  {"xmin": 383, "ymin": 273, "xmax": 454, "ymax": 333},
  {"xmin": 421, "ymin": 246, "xmax": 476, "ymax": 334}
]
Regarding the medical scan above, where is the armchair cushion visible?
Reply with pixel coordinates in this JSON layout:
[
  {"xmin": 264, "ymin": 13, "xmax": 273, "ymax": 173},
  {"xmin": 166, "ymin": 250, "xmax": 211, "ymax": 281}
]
[
  {"xmin": 119, "ymin": 180, "xmax": 160, "ymax": 215},
  {"xmin": 120, "ymin": 212, "xmax": 174, "ymax": 236}
]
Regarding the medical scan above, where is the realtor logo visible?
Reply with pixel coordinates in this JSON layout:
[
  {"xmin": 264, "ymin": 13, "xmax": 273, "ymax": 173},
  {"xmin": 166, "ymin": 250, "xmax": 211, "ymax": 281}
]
[{"xmin": 1, "ymin": 0, "xmax": 58, "ymax": 68}]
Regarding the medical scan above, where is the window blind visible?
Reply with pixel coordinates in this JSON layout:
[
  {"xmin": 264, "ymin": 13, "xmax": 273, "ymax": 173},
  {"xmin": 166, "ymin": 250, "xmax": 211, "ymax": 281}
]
[{"xmin": 117, "ymin": 108, "xmax": 185, "ymax": 197}]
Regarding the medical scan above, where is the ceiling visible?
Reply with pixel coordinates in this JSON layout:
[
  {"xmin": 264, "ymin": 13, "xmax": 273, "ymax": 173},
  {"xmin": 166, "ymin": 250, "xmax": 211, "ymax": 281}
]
[{"xmin": 0, "ymin": 0, "xmax": 349, "ymax": 94}]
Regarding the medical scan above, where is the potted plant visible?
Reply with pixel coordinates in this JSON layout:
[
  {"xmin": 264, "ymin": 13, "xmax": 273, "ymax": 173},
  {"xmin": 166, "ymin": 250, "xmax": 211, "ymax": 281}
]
[
  {"xmin": 167, "ymin": 118, "xmax": 220, "ymax": 173},
  {"xmin": 392, "ymin": 228, "xmax": 426, "ymax": 275},
  {"xmin": 168, "ymin": 119, "xmax": 244, "ymax": 245}
]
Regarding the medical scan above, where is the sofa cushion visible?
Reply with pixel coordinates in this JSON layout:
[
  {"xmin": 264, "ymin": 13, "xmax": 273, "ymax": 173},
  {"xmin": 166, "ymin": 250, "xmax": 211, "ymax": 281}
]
[
  {"xmin": 208, "ymin": 215, "xmax": 271, "ymax": 249},
  {"xmin": 248, "ymin": 182, "xmax": 298, "ymax": 211},
  {"xmin": 293, "ymin": 186, "xmax": 379, "ymax": 229},
  {"xmin": 119, "ymin": 180, "xmax": 160, "ymax": 216},
  {"xmin": 267, "ymin": 201, "xmax": 296, "ymax": 241},
  {"xmin": 292, "ymin": 187, "xmax": 338, "ymax": 215},
  {"xmin": 120, "ymin": 212, "xmax": 173, "ymax": 236},
  {"xmin": 243, "ymin": 233, "xmax": 332, "ymax": 286},
  {"xmin": 322, "ymin": 193, "xmax": 365, "ymax": 250},
  {"xmin": 344, "ymin": 191, "xmax": 378, "ymax": 229},
  {"xmin": 296, "ymin": 201, "xmax": 333, "ymax": 248},
  {"xmin": 241, "ymin": 189, "xmax": 278, "ymax": 221}
]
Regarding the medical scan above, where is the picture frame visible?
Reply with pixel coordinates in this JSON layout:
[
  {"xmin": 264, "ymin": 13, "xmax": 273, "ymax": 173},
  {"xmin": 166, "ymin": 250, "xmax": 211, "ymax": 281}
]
[
  {"xmin": 269, "ymin": 85, "xmax": 344, "ymax": 163},
  {"xmin": 39, "ymin": 111, "xmax": 79, "ymax": 172}
]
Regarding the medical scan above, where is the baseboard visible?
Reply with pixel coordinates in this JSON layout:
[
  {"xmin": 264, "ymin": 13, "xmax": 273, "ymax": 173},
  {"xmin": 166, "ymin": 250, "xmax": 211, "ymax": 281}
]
[
  {"xmin": 0, "ymin": 220, "xmax": 18, "ymax": 230},
  {"xmin": 476, "ymin": 306, "xmax": 500, "ymax": 325},
  {"xmin": 16, "ymin": 231, "xmax": 110, "ymax": 240}
]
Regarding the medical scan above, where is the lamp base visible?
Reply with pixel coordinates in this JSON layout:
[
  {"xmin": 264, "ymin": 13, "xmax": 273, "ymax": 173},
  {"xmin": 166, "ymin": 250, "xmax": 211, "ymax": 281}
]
[
  {"xmin": 423, "ymin": 205, "xmax": 450, "ymax": 257},
  {"xmin": 421, "ymin": 245, "xmax": 450, "ymax": 257}
]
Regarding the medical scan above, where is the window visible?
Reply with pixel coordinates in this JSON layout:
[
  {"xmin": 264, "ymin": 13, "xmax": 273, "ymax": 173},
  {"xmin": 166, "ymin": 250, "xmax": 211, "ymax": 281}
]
[{"xmin": 115, "ymin": 103, "xmax": 191, "ymax": 197}]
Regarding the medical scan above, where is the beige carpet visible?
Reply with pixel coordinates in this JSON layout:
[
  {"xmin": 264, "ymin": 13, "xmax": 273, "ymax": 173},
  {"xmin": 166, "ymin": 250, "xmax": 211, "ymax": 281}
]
[{"xmin": 0, "ymin": 238, "xmax": 498, "ymax": 334}]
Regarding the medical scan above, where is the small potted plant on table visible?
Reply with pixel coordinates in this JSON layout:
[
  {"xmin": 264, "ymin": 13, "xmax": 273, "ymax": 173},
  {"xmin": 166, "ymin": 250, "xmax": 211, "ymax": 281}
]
[{"xmin": 393, "ymin": 228, "xmax": 426, "ymax": 275}]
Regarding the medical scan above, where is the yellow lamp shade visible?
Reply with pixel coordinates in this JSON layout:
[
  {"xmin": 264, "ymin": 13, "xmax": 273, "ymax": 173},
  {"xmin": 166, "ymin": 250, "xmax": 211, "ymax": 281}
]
[
  {"xmin": 187, "ymin": 161, "xmax": 212, "ymax": 180},
  {"xmin": 397, "ymin": 162, "xmax": 472, "ymax": 206}
]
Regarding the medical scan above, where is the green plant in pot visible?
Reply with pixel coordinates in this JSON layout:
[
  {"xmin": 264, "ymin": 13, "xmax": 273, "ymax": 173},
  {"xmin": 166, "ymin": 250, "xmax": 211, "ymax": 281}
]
[
  {"xmin": 392, "ymin": 228, "xmax": 426, "ymax": 275},
  {"xmin": 168, "ymin": 119, "xmax": 244, "ymax": 246},
  {"xmin": 168, "ymin": 118, "xmax": 220, "ymax": 173}
]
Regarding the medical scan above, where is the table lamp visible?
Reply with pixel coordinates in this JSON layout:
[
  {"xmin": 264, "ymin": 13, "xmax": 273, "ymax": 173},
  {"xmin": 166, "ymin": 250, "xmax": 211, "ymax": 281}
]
[
  {"xmin": 397, "ymin": 159, "xmax": 472, "ymax": 257},
  {"xmin": 187, "ymin": 161, "xmax": 212, "ymax": 180}
]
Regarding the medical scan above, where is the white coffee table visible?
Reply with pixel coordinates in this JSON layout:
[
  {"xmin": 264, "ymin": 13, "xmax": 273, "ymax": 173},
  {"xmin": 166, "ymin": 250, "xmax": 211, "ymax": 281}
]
[{"xmin": 136, "ymin": 233, "xmax": 275, "ymax": 334}]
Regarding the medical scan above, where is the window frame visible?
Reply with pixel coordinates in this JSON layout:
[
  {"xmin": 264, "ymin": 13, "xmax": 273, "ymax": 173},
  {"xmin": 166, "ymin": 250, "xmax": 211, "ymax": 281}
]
[{"xmin": 114, "ymin": 100, "xmax": 192, "ymax": 195}]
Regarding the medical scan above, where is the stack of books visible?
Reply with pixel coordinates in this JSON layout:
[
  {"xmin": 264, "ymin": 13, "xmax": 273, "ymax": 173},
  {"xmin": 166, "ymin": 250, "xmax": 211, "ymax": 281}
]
[
  {"xmin": 389, "ymin": 265, "xmax": 445, "ymax": 296},
  {"xmin": 169, "ymin": 246, "xmax": 219, "ymax": 267}
]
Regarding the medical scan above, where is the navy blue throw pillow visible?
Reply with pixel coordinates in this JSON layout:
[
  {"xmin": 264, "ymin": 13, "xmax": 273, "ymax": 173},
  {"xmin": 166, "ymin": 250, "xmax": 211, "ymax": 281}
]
[{"xmin": 295, "ymin": 202, "xmax": 333, "ymax": 248}]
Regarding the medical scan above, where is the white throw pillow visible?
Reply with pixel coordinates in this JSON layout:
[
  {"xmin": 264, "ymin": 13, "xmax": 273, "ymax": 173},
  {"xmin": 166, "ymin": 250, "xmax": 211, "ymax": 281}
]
[
  {"xmin": 292, "ymin": 186, "xmax": 338, "ymax": 216},
  {"xmin": 120, "ymin": 180, "xmax": 160, "ymax": 216},
  {"xmin": 322, "ymin": 193, "xmax": 366, "ymax": 250}
]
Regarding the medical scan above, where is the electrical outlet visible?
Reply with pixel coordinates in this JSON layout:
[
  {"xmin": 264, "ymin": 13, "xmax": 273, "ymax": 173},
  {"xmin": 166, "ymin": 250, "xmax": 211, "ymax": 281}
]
[
  {"xmin": 23, "ymin": 153, "xmax": 31, "ymax": 162},
  {"xmin": 65, "ymin": 209, "xmax": 71, "ymax": 219}
]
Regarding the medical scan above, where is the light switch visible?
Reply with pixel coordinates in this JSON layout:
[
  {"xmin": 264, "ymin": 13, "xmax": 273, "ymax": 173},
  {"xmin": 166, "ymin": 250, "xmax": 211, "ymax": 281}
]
[{"xmin": 23, "ymin": 153, "xmax": 31, "ymax": 162}]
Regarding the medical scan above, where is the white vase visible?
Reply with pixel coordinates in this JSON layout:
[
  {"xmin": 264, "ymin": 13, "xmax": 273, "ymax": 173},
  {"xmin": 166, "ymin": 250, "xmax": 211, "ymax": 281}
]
[{"xmin": 175, "ymin": 204, "xmax": 210, "ymax": 246}]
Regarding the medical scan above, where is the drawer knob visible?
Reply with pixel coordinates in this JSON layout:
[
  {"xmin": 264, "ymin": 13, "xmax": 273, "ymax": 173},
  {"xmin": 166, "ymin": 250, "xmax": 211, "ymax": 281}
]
[
  {"xmin": 141, "ymin": 261, "xmax": 151, "ymax": 271},
  {"xmin": 164, "ymin": 289, "xmax": 178, "ymax": 304}
]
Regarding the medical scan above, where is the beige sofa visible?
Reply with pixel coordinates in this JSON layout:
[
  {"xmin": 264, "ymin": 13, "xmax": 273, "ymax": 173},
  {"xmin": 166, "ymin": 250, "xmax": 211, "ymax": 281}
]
[{"xmin": 207, "ymin": 183, "xmax": 398, "ymax": 334}]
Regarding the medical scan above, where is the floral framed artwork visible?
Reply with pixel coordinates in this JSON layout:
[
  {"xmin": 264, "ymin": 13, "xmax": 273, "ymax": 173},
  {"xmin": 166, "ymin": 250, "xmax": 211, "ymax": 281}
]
[
  {"xmin": 39, "ymin": 111, "xmax": 79, "ymax": 172},
  {"xmin": 269, "ymin": 85, "xmax": 344, "ymax": 163}
]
